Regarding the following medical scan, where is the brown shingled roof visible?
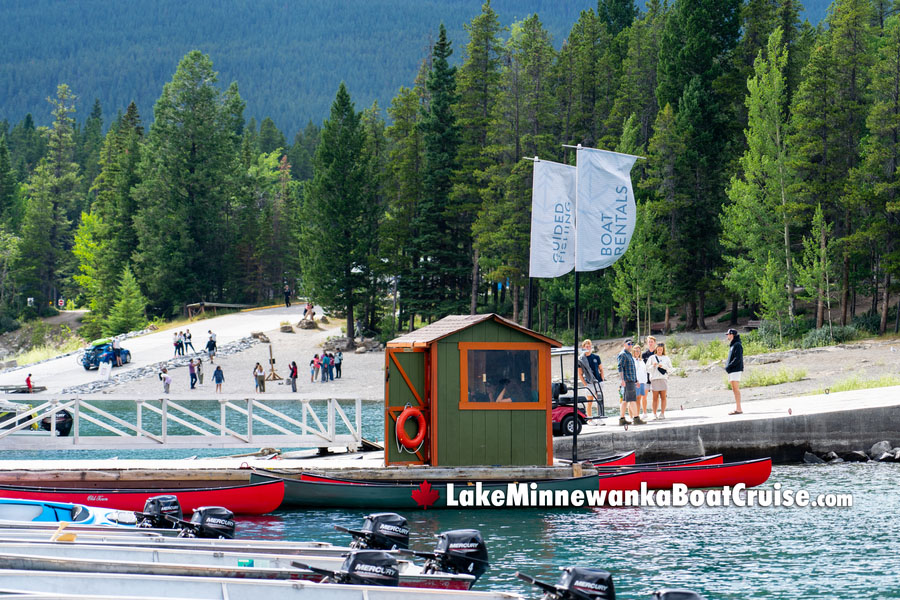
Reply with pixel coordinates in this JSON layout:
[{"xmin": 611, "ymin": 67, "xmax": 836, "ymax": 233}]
[{"xmin": 387, "ymin": 313, "xmax": 561, "ymax": 348}]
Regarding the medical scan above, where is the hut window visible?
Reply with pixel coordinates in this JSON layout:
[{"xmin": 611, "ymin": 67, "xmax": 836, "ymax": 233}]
[{"xmin": 464, "ymin": 349, "xmax": 540, "ymax": 404}]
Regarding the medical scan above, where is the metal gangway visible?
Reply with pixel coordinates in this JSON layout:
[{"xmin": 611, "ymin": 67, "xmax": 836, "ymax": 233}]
[{"xmin": 0, "ymin": 396, "xmax": 363, "ymax": 451}]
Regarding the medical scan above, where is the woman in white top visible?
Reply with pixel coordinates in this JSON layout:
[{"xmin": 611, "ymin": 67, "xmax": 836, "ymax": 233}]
[
  {"xmin": 647, "ymin": 343, "xmax": 673, "ymax": 419},
  {"xmin": 632, "ymin": 345, "xmax": 649, "ymax": 419}
]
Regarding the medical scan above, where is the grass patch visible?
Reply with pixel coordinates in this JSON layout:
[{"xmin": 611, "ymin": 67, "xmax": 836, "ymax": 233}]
[
  {"xmin": 12, "ymin": 338, "xmax": 85, "ymax": 365},
  {"xmin": 723, "ymin": 367, "xmax": 807, "ymax": 389},
  {"xmin": 807, "ymin": 374, "xmax": 900, "ymax": 395}
]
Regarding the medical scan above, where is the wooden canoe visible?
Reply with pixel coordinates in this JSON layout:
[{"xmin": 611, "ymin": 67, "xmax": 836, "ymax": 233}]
[
  {"xmin": 596, "ymin": 458, "xmax": 772, "ymax": 491},
  {"xmin": 251, "ymin": 473, "xmax": 600, "ymax": 510},
  {"xmin": 0, "ymin": 479, "xmax": 284, "ymax": 516}
]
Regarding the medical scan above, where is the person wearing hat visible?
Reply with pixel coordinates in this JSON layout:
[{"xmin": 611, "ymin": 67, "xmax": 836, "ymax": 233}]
[
  {"xmin": 725, "ymin": 328, "xmax": 744, "ymax": 414},
  {"xmin": 616, "ymin": 339, "xmax": 644, "ymax": 425}
]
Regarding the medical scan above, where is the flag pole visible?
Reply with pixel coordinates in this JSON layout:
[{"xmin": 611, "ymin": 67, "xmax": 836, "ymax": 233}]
[
  {"xmin": 561, "ymin": 144, "xmax": 646, "ymax": 161},
  {"xmin": 571, "ymin": 146, "xmax": 580, "ymax": 465}
]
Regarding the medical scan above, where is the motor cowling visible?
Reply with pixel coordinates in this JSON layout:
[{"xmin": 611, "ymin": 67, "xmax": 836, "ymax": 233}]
[
  {"xmin": 40, "ymin": 410, "xmax": 73, "ymax": 437},
  {"xmin": 177, "ymin": 506, "xmax": 235, "ymax": 539},
  {"xmin": 652, "ymin": 590, "xmax": 707, "ymax": 600},
  {"xmin": 547, "ymin": 567, "xmax": 615, "ymax": 600},
  {"xmin": 335, "ymin": 550, "xmax": 400, "ymax": 587},
  {"xmin": 348, "ymin": 513, "xmax": 410, "ymax": 550},
  {"xmin": 427, "ymin": 529, "xmax": 489, "ymax": 582},
  {"xmin": 136, "ymin": 495, "xmax": 183, "ymax": 529}
]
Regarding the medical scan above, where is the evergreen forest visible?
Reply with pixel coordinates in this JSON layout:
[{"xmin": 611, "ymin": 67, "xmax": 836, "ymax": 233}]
[{"xmin": 0, "ymin": 0, "xmax": 898, "ymax": 346}]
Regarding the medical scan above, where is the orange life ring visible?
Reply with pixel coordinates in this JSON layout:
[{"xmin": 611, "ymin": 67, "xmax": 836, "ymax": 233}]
[{"xmin": 396, "ymin": 406, "xmax": 427, "ymax": 450}]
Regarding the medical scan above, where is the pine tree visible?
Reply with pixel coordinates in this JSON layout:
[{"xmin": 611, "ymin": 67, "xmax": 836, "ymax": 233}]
[
  {"xmin": 132, "ymin": 51, "xmax": 244, "ymax": 313},
  {"xmin": 299, "ymin": 83, "xmax": 377, "ymax": 340},
  {"xmin": 451, "ymin": 1, "xmax": 505, "ymax": 314},
  {"xmin": 103, "ymin": 266, "xmax": 148, "ymax": 336},
  {"xmin": 258, "ymin": 117, "xmax": 286, "ymax": 155},
  {"xmin": 415, "ymin": 24, "xmax": 463, "ymax": 318},
  {"xmin": 598, "ymin": 0, "xmax": 637, "ymax": 36},
  {"xmin": 722, "ymin": 28, "xmax": 796, "ymax": 319},
  {"xmin": 0, "ymin": 136, "xmax": 16, "ymax": 226}
]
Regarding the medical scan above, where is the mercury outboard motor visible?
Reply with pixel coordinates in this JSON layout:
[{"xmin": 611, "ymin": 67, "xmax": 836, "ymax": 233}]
[
  {"xmin": 40, "ymin": 410, "xmax": 73, "ymax": 437},
  {"xmin": 652, "ymin": 590, "xmax": 707, "ymax": 600},
  {"xmin": 174, "ymin": 506, "xmax": 235, "ymax": 539},
  {"xmin": 517, "ymin": 567, "xmax": 615, "ymax": 600},
  {"xmin": 336, "ymin": 512, "xmax": 410, "ymax": 550},
  {"xmin": 423, "ymin": 529, "xmax": 489, "ymax": 582},
  {"xmin": 135, "ymin": 495, "xmax": 183, "ymax": 529},
  {"xmin": 293, "ymin": 550, "xmax": 400, "ymax": 587}
]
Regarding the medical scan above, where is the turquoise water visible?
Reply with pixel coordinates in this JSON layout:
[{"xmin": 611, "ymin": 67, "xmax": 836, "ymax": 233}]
[{"xmin": 233, "ymin": 463, "xmax": 899, "ymax": 599}]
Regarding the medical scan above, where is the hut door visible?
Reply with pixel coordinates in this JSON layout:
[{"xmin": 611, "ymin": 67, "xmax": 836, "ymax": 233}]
[{"xmin": 385, "ymin": 348, "xmax": 428, "ymax": 465}]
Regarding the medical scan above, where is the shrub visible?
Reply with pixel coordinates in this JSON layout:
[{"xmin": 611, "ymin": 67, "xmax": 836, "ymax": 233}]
[
  {"xmin": 808, "ymin": 374, "xmax": 900, "ymax": 395},
  {"xmin": 703, "ymin": 297, "xmax": 727, "ymax": 317},
  {"xmin": 800, "ymin": 326, "xmax": 858, "ymax": 348},
  {"xmin": 0, "ymin": 315, "xmax": 19, "ymax": 334},
  {"xmin": 685, "ymin": 339, "xmax": 728, "ymax": 363},
  {"xmin": 851, "ymin": 313, "xmax": 881, "ymax": 334},
  {"xmin": 726, "ymin": 367, "xmax": 807, "ymax": 388},
  {"xmin": 716, "ymin": 307, "xmax": 753, "ymax": 323}
]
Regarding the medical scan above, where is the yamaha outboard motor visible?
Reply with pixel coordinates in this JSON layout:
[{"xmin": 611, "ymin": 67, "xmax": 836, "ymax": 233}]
[
  {"xmin": 424, "ymin": 529, "xmax": 489, "ymax": 582},
  {"xmin": 176, "ymin": 506, "xmax": 235, "ymax": 539},
  {"xmin": 652, "ymin": 590, "xmax": 707, "ymax": 600},
  {"xmin": 336, "ymin": 512, "xmax": 410, "ymax": 550},
  {"xmin": 293, "ymin": 550, "xmax": 400, "ymax": 587},
  {"xmin": 517, "ymin": 567, "xmax": 615, "ymax": 600},
  {"xmin": 135, "ymin": 495, "xmax": 183, "ymax": 529}
]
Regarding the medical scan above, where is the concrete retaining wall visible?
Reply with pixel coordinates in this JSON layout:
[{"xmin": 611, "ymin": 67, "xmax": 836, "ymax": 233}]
[{"xmin": 555, "ymin": 404, "xmax": 900, "ymax": 463}]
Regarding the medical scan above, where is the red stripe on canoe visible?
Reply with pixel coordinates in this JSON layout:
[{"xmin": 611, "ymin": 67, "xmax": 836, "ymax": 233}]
[
  {"xmin": 589, "ymin": 451, "xmax": 637, "ymax": 466},
  {"xmin": 0, "ymin": 480, "xmax": 284, "ymax": 516},
  {"xmin": 597, "ymin": 458, "xmax": 772, "ymax": 491},
  {"xmin": 596, "ymin": 455, "xmax": 725, "ymax": 471}
]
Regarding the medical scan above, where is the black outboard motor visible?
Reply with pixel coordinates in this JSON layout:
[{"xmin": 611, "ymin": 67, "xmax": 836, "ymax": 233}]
[
  {"xmin": 174, "ymin": 506, "xmax": 235, "ymax": 539},
  {"xmin": 423, "ymin": 529, "xmax": 489, "ymax": 582},
  {"xmin": 135, "ymin": 495, "xmax": 183, "ymax": 529},
  {"xmin": 517, "ymin": 567, "xmax": 615, "ymax": 600},
  {"xmin": 652, "ymin": 590, "xmax": 707, "ymax": 600},
  {"xmin": 293, "ymin": 550, "xmax": 400, "ymax": 587},
  {"xmin": 336, "ymin": 512, "xmax": 410, "ymax": 550},
  {"xmin": 40, "ymin": 410, "xmax": 73, "ymax": 437}
]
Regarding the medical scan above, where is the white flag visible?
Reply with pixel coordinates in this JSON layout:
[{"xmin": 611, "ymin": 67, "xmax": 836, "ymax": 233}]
[
  {"xmin": 575, "ymin": 147, "xmax": 638, "ymax": 272},
  {"xmin": 529, "ymin": 160, "xmax": 576, "ymax": 278}
]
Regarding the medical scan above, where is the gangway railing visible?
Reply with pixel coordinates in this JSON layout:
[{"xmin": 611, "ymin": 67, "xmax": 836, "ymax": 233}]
[{"xmin": 0, "ymin": 396, "xmax": 362, "ymax": 451}]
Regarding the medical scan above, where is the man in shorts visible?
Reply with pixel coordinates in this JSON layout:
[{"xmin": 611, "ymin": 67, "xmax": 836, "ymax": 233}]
[{"xmin": 616, "ymin": 339, "xmax": 644, "ymax": 425}]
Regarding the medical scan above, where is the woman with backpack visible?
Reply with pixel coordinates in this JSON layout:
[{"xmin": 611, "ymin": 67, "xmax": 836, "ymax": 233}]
[{"xmin": 647, "ymin": 343, "xmax": 673, "ymax": 420}]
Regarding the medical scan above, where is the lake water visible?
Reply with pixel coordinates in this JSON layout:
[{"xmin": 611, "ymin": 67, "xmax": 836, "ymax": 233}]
[
  {"xmin": 3, "ymin": 401, "xmax": 898, "ymax": 598},
  {"xmin": 231, "ymin": 463, "xmax": 899, "ymax": 599}
]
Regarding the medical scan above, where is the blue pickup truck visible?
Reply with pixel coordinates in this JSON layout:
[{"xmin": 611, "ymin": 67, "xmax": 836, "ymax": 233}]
[{"xmin": 80, "ymin": 339, "xmax": 132, "ymax": 370}]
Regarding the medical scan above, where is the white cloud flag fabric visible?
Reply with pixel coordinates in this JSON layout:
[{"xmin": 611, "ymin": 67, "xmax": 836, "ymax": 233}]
[
  {"xmin": 529, "ymin": 160, "xmax": 577, "ymax": 278},
  {"xmin": 575, "ymin": 147, "xmax": 638, "ymax": 272}
]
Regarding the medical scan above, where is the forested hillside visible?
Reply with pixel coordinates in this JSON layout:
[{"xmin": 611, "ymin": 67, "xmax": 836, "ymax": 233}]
[
  {"xmin": 0, "ymin": 0, "xmax": 897, "ymax": 349},
  {"xmin": 1, "ymin": 0, "xmax": 601, "ymax": 135}
]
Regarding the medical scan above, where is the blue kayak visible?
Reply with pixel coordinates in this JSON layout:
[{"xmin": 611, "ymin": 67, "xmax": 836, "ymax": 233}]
[{"xmin": 0, "ymin": 497, "xmax": 138, "ymax": 527}]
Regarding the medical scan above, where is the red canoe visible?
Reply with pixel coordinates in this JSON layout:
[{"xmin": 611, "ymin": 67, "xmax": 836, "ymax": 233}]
[
  {"xmin": 587, "ymin": 451, "xmax": 636, "ymax": 466},
  {"xmin": 597, "ymin": 458, "xmax": 772, "ymax": 491},
  {"xmin": 0, "ymin": 479, "xmax": 284, "ymax": 516},
  {"xmin": 596, "ymin": 454, "xmax": 724, "ymax": 471}
]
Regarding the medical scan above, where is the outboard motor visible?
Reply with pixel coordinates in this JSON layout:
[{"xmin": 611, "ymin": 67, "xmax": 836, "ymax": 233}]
[
  {"xmin": 652, "ymin": 590, "xmax": 707, "ymax": 600},
  {"xmin": 517, "ymin": 567, "xmax": 615, "ymax": 600},
  {"xmin": 135, "ymin": 495, "xmax": 183, "ymax": 529},
  {"xmin": 423, "ymin": 529, "xmax": 489, "ymax": 582},
  {"xmin": 336, "ymin": 512, "xmax": 410, "ymax": 550},
  {"xmin": 293, "ymin": 550, "xmax": 400, "ymax": 587},
  {"xmin": 40, "ymin": 410, "xmax": 73, "ymax": 437},
  {"xmin": 175, "ymin": 506, "xmax": 235, "ymax": 539}
]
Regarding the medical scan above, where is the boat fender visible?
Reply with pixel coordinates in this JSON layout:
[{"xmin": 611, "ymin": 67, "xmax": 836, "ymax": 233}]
[{"xmin": 396, "ymin": 406, "xmax": 427, "ymax": 451}]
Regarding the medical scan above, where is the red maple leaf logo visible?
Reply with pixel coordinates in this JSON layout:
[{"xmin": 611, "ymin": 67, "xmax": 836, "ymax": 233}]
[{"xmin": 411, "ymin": 480, "xmax": 440, "ymax": 509}]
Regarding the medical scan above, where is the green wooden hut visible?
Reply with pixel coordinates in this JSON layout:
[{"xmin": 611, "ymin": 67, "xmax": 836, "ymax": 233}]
[{"xmin": 384, "ymin": 314, "xmax": 561, "ymax": 467}]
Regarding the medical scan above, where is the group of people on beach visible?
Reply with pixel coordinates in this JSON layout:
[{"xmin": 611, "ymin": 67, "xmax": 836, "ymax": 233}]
[
  {"xmin": 160, "ymin": 358, "xmax": 224, "ymax": 394},
  {"xmin": 578, "ymin": 328, "xmax": 745, "ymax": 426},
  {"xmin": 309, "ymin": 351, "xmax": 343, "ymax": 383}
]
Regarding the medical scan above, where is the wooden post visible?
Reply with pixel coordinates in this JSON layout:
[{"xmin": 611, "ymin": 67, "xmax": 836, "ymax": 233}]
[{"xmin": 266, "ymin": 345, "xmax": 283, "ymax": 381}]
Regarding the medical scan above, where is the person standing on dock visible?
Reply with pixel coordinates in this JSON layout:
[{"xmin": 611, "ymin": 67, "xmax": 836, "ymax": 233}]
[
  {"xmin": 578, "ymin": 339, "xmax": 604, "ymax": 418},
  {"xmin": 617, "ymin": 339, "xmax": 644, "ymax": 425},
  {"xmin": 725, "ymin": 329, "xmax": 744, "ymax": 414},
  {"xmin": 632, "ymin": 345, "xmax": 649, "ymax": 420},
  {"xmin": 648, "ymin": 343, "xmax": 672, "ymax": 419},
  {"xmin": 213, "ymin": 365, "xmax": 224, "ymax": 393}
]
